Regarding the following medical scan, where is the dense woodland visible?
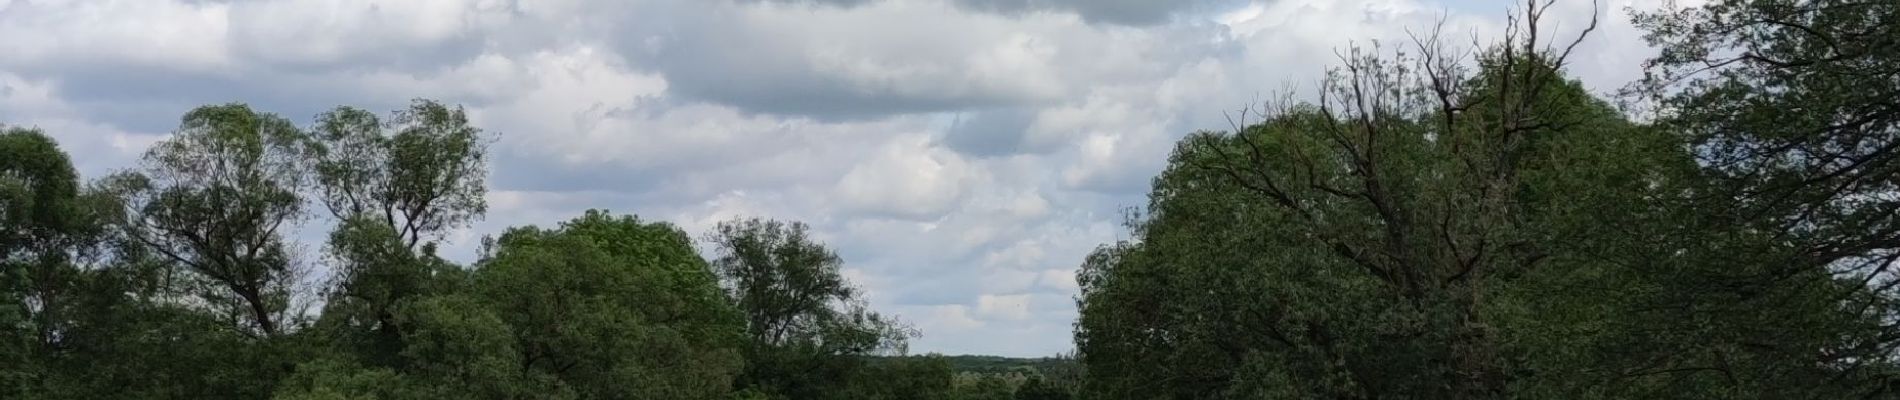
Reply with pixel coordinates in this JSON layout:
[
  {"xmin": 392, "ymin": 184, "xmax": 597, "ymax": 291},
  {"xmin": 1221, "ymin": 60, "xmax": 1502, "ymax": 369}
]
[{"xmin": 4, "ymin": 0, "xmax": 1899, "ymax": 398}]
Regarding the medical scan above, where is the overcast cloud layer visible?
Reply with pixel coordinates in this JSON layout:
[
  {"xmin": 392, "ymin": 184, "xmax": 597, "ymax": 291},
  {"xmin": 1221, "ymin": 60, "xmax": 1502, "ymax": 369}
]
[{"xmin": 0, "ymin": 0, "xmax": 1658, "ymax": 356}]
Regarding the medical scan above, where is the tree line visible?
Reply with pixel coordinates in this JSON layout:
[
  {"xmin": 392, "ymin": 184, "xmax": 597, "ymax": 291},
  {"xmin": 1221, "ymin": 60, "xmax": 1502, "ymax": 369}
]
[
  {"xmin": 1074, "ymin": 0, "xmax": 1900, "ymax": 398},
  {"xmin": 0, "ymin": 99, "xmax": 1073, "ymax": 398}
]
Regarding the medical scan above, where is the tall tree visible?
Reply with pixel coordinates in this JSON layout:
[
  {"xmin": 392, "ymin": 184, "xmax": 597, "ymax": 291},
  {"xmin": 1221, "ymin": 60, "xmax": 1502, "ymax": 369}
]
[
  {"xmin": 1, "ymin": 127, "xmax": 82, "ymax": 339},
  {"xmin": 705, "ymin": 217, "xmax": 913, "ymax": 399},
  {"xmin": 104, "ymin": 104, "xmax": 309, "ymax": 337},
  {"xmin": 6, "ymin": 126, "xmax": 285, "ymax": 400},
  {"xmin": 1, "ymin": 126, "xmax": 92, "ymax": 397},
  {"xmin": 1070, "ymin": 3, "xmax": 1698, "ymax": 398},
  {"xmin": 304, "ymin": 99, "xmax": 491, "ymax": 368},
  {"xmin": 1630, "ymin": 0, "xmax": 1900, "ymax": 396},
  {"xmin": 305, "ymin": 99, "xmax": 489, "ymax": 250}
]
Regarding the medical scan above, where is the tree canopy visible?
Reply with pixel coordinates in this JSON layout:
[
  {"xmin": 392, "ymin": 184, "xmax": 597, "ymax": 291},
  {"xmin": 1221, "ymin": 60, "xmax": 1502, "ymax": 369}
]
[{"xmin": 1074, "ymin": 1, "xmax": 1900, "ymax": 399}]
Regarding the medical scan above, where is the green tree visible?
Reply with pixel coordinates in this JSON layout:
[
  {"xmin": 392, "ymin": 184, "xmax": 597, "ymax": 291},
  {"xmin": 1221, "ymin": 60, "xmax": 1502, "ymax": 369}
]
[
  {"xmin": 5, "ymin": 125, "xmax": 289, "ymax": 400},
  {"xmin": 1012, "ymin": 376, "xmax": 1071, "ymax": 400},
  {"xmin": 103, "ymin": 104, "xmax": 310, "ymax": 338},
  {"xmin": 473, "ymin": 210, "xmax": 747, "ymax": 399},
  {"xmin": 271, "ymin": 359, "xmax": 412, "ymax": 400},
  {"xmin": 312, "ymin": 217, "xmax": 467, "ymax": 368},
  {"xmin": 1070, "ymin": 4, "xmax": 1712, "ymax": 398},
  {"xmin": 950, "ymin": 374, "xmax": 1015, "ymax": 400},
  {"xmin": 304, "ymin": 99, "xmax": 489, "ymax": 250},
  {"xmin": 705, "ymin": 217, "xmax": 914, "ymax": 399},
  {"xmin": 841, "ymin": 355, "xmax": 958, "ymax": 400},
  {"xmin": 1623, "ymin": 0, "xmax": 1900, "ymax": 396},
  {"xmin": 389, "ymin": 294, "xmax": 534, "ymax": 399},
  {"xmin": 1, "ymin": 126, "xmax": 94, "ymax": 397},
  {"xmin": 303, "ymin": 99, "xmax": 492, "ymax": 369}
]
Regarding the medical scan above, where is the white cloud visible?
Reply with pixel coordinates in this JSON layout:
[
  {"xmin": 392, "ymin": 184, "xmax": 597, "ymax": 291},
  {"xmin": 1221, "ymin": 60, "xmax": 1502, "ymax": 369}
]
[
  {"xmin": 834, "ymin": 134, "xmax": 981, "ymax": 220},
  {"xmin": 225, "ymin": 0, "xmax": 506, "ymax": 67},
  {"xmin": 976, "ymin": 294, "xmax": 1033, "ymax": 320},
  {"xmin": 925, "ymin": 304, "xmax": 983, "ymax": 331},
  {"xmin": 0, "ymin": 0, "xmax": 233, "ymax": 73},
  {"xmin": 1038, "ymin": 268, "xmax": 1079, "ymax": 292}
]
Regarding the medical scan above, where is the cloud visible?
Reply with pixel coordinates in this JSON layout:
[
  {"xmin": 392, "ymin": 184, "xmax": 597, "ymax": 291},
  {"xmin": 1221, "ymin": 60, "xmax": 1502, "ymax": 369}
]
[
  {"xmin": 1037, "ymin": 268, "xmax": 1079, "ymax": 292},
  {"xmin": 613, "ymin": 0, "xmax": 1237, "ymax": 121},
  {"xmin": 621, "ymin": 0, "xmax": 1071, "ymax": 120},
  {"xmin": 225, "ymin": 0, "xmax": 503, "ymax": 70},
  {"xmin": 944, "ymin": 108, "xmax": 1036, "ymax": 157},
  {"xmin": 744, "ymin": 0, "xmax": 1246, "ymax": 25},
  {"xmin": 976, "ymin": 294, "xmax": 1033, "ymax": 320},
  {"xmin": 834, "ymin": 134, "xmax": 980, "ymax": 220}
]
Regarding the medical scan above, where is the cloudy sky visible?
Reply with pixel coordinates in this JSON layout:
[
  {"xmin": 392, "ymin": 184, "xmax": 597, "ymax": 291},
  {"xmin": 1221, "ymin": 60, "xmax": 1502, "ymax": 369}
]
[{"xmin": 0, "ymin": 0, "xmax": 1660, "ymax": 356}]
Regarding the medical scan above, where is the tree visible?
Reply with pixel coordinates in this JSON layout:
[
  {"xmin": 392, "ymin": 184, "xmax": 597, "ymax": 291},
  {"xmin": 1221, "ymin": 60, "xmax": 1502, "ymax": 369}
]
[
  {"xmin": 704, "ymin": 217, "xmax": 913, "ymax": 399},
  {"xmin": 950, "ymin": 374, "xmax": 1015, "ymax": 400},
  {"xmin": 1626, "ymin": 0, "xmax": 1900, "ymax": 396},
  {"xmin": 5, "ymin": 126, "xmax": 291, "ymax": 400},
  {"xmin": 473, "ymin": 210, "xmax": 747, "ymax": 399},
  {"xmin": 304, "ymin": 99, "xmax": 492, "ymax": 369},
  {"xmin": 1, "ymin": 126, "xmax": 93, "ymax": 397},
  {"xmin": 840, "ymin": 355, "xmax": 958, "ymax": 400},
  {"xmin": 313, "ymin": 217, "xmax": 466, "ymax": 368},
  {"xmin": 103, "ymin": 104, "xmax": 310, "ymax": 338},
  {"xmin": 1012, "ymin": 376, "xmax": 1071, "ymax": 400},
  {"xmin": 270, "ymin": 359, "xmax": 412, "ymax": 400},
  {"xmin": 1074, "ymin": 2, "xmax": 1900, "ymax": 398},
  {"xmin": 1070, "ymin": 3, "xmax": 1712, "ymax": 398},
  {"xmin": 305, "ymin": 99, "xmax": 489, "ymax": 250}
]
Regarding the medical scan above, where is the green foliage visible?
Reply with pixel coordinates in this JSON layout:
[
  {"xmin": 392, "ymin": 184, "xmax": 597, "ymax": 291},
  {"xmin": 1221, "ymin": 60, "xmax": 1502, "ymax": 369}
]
[
  {"xmin": 272, "ymin": 360, "xmax": 411, "ymax": 400},
  {"xmin": 388, "ymin": 294, "xmax": 532, "ymax": 399},
  {"xmin": 105, "ymin": 103, "xmax": 310, "ymax": 337},
  {"xmin": 1, "ymin": 126, "xmax": 80, "ymax": 395},
  {"xmin": 2, "ymin": 127, "xmax": 287, "ymax": 400},
  {"xmin": 313, "ymin": 217, "xmax": 465, "ymax": 368},
  {"xmin": 1619, "ymin": 0, "xmax": 1900, "ymax": 396},
  {"xmin": 1012, "ymin": 377, "xmax": 1071, "ymax": 400},
  {"xmin": 841, "ymin": 355, "xmax": 958, "ymax": 400},
  {"xmin": 1075, "ymin": 47, "xmax": 1643, "ymax": 399},
  {"xmin": 951, "ymin": 374, "xmax": 1016, "ymax": 400},
  {"xmin": 474, "ymin": 210, "xmax": 746, "ymax": 399},
  {"xmin": 306, "ymin": 99, "xmax": 489, "ymax": 249},
  {"xmin": 1075, "ymin": 2, "xmax": 1900, "ymax": 400},
  {"xmin": 705, "ymin": 217, "xmax": 916, "ymax": 399},
  {"xmin": 304, "ymin": 98, "xmax": 492, "ymax": 372}
]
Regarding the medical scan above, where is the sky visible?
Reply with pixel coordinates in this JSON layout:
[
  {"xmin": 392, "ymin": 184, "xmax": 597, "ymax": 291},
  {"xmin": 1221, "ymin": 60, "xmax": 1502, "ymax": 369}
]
[{"xmin": 0, "ymin": 0, "xmax": 1665, "ymax": 357}]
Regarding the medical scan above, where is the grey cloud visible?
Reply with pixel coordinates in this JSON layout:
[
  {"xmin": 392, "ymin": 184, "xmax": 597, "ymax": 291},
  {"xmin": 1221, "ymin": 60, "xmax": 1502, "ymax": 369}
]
[
  {"xmin": 221, "ymin": 0, "xmax": 518, "ymax": 73},
  {"xmin": 633, "ymin": 25, "xmax": 1049, "ymax": 120},
  {"xmin": 742, "ymin": 0, "xmax": 1244, "ymax": 25},
  {"xmin": 612, "ymin": 0, "xmax": 1240, "ymax": 125},
  {"xmin": 955, "ymin": 0, "xmax": 1210, "ymax": 25},
  {"xmin": 31, "ymin": 68, "xmax": 333, "ymax": 134},
  {"xmin": 36, "ymin": 65, "xmax": 498, "ymax": 136},
  {"xmin": 610, "ymin": 0, "xmax": 1073, "ymax": 121},
  {"xmin": 944, "ymin": 109, "xmax": 1036, "ymax": 157}
]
